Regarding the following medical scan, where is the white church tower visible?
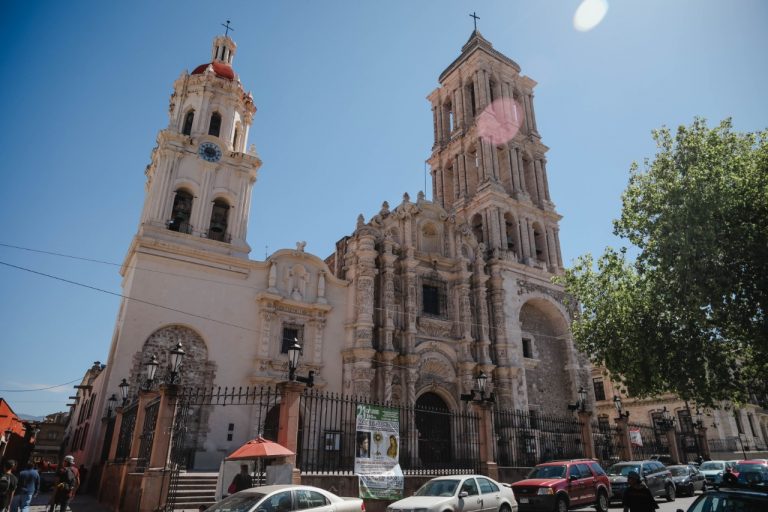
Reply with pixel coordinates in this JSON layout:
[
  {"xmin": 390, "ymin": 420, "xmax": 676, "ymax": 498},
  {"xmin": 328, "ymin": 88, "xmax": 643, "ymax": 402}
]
[{"xmin": 139, "ymin": 34, "xmax": 260, "ymax": 258}]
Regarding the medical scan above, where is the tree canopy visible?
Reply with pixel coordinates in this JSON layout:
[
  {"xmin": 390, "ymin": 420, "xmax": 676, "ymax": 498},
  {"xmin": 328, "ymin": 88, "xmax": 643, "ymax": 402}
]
[{"xmin": 559, "ymin": 118, "xmax": 768, "ymax": 406}]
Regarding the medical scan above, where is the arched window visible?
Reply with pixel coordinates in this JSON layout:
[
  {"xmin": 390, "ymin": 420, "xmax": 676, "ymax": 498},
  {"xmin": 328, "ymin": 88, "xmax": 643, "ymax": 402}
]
[
  {"xmin": 182, "ymin": 110, "xmax": 194, "ymax": 135},
  {"xmin": 421, "ymin": 223, "xmax": 441, "ymax": 254},
  {"xmin": 472, "ymin": 213, "xmax": 484, "ymax": 244},
  {"xmin": 169, "ymin": 189, "xmax": 193, "ymax": 234},
  {"xmin": 504, "ymin": 213, "xmax": 518, "ymax": 255},
  {"xmin": 208, "ymin": 198, "xmax": 230, "ymax": 242},
  {"xmin": 532, "ymin": 223, "xmax": 545, "ymax": 262},
  {"xmin": 208, "ymin": 112, "xmax": 222, "ymax": 137}
]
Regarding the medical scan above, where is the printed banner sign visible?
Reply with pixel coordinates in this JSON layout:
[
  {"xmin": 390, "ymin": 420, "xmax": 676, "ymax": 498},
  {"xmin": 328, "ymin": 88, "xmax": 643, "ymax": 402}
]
[
  {"xmin": 355, "ymin": 404, "xmax": 404, "ymax": 500},
  {"xmin": 629, "ymin": 428, "xmax": 643, "ymax": 446}
]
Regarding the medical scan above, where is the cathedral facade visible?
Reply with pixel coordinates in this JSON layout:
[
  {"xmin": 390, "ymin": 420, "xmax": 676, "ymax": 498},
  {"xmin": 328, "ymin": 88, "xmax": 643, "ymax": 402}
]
[{"xmin": 89, "ymin": 31, "xmax": 591, "ymax": 470}]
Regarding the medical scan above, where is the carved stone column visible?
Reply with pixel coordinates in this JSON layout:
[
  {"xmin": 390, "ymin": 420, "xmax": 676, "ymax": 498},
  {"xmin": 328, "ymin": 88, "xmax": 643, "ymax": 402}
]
[{"xmin": 472, "ymin": 257, "xmax": 492, "ymax": 364}]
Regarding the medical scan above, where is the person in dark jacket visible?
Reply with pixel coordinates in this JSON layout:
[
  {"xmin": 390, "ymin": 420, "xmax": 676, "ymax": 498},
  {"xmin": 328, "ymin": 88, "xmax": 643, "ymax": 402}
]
[
  {"xmin": 10, "ymin": 462, "xmax": 39, "ymax": 512},
  {"xmin": 622, "ymin": 471, "xmax": 658, "ymax": 512}
]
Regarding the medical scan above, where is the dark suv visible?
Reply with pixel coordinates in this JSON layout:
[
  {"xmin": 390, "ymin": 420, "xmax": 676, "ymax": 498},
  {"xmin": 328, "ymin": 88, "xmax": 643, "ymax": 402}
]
[
  {"xmin": 511, "ymin": 459, "xmax": 611, "ymax": 512},
  {"xmin": 608, "ymin": 460, "xmax": 676, "ymax": 503}
]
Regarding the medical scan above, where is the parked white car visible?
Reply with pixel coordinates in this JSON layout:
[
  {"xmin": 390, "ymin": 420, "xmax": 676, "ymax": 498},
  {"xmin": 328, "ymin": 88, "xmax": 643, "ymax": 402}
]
[
  {"xmin": 387, "ymin": 475, "xmax": 518, "ymax": 512},
  {"xmin": 205, "ymin": 485, "xmax": 365, "ymax": 512}
]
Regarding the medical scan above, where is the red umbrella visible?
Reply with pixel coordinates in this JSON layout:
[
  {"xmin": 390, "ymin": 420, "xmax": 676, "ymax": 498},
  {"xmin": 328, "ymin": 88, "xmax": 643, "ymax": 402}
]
[{"xmin": 225, "ymin": 437, "xmax": 294, "ymax": 460}]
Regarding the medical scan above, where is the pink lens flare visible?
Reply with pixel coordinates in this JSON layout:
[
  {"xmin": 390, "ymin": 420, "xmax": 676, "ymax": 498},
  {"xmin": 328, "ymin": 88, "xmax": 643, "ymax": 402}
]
[{"xmin": 476, "ymin": 97, "xmax": 524, "ymax": 146}]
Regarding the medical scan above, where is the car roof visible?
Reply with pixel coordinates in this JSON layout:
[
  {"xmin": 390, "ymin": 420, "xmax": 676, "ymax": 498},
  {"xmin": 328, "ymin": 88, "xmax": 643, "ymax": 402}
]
[
  {"xmin": 428, "ymin": 475, "xmax": 485, "ymax": 480},
  {"xmin": 537, "ymin": 459, "xmax": 595, "ymax": 466},
  {"xmin": 238, "ymin": 485, "xmax": 326, "ymax": 495}
]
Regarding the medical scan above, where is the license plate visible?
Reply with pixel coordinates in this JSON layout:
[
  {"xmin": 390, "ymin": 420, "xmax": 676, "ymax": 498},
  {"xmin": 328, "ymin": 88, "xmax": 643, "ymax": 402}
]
[{"xmin": 519, "ymin": 498, "xmax": 529, "ymax": 503}]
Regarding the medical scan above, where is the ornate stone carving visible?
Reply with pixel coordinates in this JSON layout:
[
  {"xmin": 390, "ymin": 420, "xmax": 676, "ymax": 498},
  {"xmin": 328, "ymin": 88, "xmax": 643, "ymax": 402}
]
[{"xmin": 417, "ymin": 317, "xmax": 453, "ymax": 338}]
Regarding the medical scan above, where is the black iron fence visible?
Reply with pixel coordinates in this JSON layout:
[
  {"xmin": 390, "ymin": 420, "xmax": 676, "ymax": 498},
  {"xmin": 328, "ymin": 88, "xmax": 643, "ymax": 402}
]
[
  {"xmin": 494, "ymin": 409, "xmax": 583, "ymax": 467},
  {"xmin": 627, "ymin": 422, "xmax": 669, "ymax": 460},
  {"xmin": 136, "ymin": 398, "xmax": 160, "ymax": 471},
  {"xmin": 297, "ymin": 390, "xmax": 481, "ymax": 475},
  {"xmin": 115, "ymin": 402, "xmax": 137, "ymax": 462},
  {"xmin": 592, "ymin": 421, "xmax": 623, "ymax": 468}
]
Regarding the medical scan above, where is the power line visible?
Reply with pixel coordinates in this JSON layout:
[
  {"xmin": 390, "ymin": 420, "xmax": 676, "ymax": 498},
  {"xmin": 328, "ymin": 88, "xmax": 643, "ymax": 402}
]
[
  {"xmin": 0, "ymin": 378, "xmax": 81, "ymax": 393},
  {"xmin": 0, "ymin": 243, "xmax": 574, "ymax": 338}
]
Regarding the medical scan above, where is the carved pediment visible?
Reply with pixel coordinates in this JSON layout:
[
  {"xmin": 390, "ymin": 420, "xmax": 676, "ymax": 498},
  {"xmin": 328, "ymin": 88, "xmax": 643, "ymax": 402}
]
[{"xmin": 417, "ymin": 317, "xmax": 453, "ymax": 339}]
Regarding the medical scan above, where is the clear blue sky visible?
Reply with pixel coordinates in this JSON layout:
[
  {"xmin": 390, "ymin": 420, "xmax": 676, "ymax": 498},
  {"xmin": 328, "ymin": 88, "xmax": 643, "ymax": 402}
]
[{"xmin": 1, "ymin": 1, "xmax": 766, "ymax": 417}]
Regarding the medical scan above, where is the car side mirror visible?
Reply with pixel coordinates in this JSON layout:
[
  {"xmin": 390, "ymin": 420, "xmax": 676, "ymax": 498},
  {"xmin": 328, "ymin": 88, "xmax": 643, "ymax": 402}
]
[
  {"xmin": 569, "ymin": 475, "xmax": 578, "ymax": 481},
  {"xmin": 459, "ymin": 492, "xmax": 468, "ymax": 498}
]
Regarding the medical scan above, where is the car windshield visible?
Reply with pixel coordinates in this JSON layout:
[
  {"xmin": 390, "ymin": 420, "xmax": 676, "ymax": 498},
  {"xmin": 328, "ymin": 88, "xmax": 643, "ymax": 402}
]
[
  {"xmin": 687, "ymin": 493, "xmax": 768, "ymax": 512},
  {"xmin": 206, "ymin": 492, "xmax": 266, "ymax": 512},
  {"xmin": 700, "ymin": 462, "xmax": 725, "ymax": 471},
  {"xmin": 737, "ymin": 463, "xmax": 766, "ymax": 473},
  {"xmin": 526, "ymin": 465, "xmax": 566, "ymax": 479},
  {"xmin": 669, "ymin": 467, "xmax": 689, "ymax": 476},
  {"xmin": 607, "ymin": 465, "xmax": 640, "ymax": 476},
  {"xmin": 415, "ymin": 480, "xmax": 459, "ymax": 497}
]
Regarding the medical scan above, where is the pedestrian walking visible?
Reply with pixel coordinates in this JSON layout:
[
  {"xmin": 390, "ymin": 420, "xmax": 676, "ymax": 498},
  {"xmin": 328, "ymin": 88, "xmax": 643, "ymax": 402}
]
[
  {"xmin": 0, "ymin": 459, "xmax": 18, "ymax": 512},
  {"xmin": 47, "ymin": 456, "xmax": 79, "ymax": 512},
  {"xmin": 622, "ymin": 471, "xmax": 658, "ymax": 512},
  {"xmin": 9, "ymin": 462, "xmax": 38, "ymax": 512}
]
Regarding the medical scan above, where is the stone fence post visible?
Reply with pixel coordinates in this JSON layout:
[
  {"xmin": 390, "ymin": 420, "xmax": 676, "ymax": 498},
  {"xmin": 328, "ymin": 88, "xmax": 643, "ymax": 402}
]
[
  {"xmin": 614, "ymin": 417, "xmax": 634, "ymax": 461},
  {"xmin": 577, "ymin": 411, "xmax": 595, "ymax": 460},
  {"xmin": 278, "ymin": 381, "xmax": 305, "ymax": 484},
  {"xmin": 472, "ymin": 402, "xmax": 498, "ymax": 481}
]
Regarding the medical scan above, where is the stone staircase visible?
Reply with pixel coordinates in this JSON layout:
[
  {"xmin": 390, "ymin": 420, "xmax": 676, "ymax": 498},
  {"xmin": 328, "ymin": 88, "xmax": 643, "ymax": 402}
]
[{"xmin": 169, "ymin": 472, "xmax": 218, "ymax": 510}]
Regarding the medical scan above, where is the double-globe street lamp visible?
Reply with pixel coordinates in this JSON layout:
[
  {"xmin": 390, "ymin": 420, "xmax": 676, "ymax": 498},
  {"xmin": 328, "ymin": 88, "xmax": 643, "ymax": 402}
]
[
  {"xmin": 568, "ymin": 387, "xmax": 588, "ymax": 413},
  {"xmin": 613, "ymin": 395, "xmax": 631, "ymax": 420}
]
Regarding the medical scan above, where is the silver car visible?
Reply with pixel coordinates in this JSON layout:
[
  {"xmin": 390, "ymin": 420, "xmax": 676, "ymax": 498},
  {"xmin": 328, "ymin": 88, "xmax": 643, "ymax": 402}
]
[
  {"xmin": 205, "ymin": 485, "xmax": 365, "ymax": 512},
  {"xmin": 387, "ymin": 475, "xmax": 518, "ymax": 512}
]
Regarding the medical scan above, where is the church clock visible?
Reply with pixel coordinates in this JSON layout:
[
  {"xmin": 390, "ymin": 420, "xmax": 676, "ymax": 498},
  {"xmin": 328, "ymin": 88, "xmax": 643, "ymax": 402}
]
[{"xmin": 198, "ymin": 142, "xmax": 222, "ymax": 162}]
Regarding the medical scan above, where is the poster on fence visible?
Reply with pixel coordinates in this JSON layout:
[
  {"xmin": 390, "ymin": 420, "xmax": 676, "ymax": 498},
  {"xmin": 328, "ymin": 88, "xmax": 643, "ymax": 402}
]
[
  {"xmin": 629, "ymin": 428, "xmax": 643, "ymax": 446},
  {"xmin": 354, "ymin": 404, "xmax": 404, "ymax": 500}
]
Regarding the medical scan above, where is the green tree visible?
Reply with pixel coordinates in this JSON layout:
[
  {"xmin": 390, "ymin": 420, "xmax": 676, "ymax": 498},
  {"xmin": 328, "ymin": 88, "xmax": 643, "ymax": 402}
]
[{"xmin": 559, "ymin": 119, "xmax": 768, "ymax": 406}]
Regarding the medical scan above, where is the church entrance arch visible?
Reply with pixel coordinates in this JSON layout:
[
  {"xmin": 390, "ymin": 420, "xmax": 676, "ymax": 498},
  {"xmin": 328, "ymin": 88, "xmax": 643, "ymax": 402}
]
[{"xmin": 415, "ymin": 392, "xmax": 452, "ymax": 466}]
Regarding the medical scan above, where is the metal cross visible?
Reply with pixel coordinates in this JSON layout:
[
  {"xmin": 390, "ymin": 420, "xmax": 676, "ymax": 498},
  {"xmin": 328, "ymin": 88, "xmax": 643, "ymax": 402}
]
[
  {"xmin": 222, "ymin": 20, "xmax": 234, "ymax": 37},
  {"xmin": 469, "ymin": 12, "xmax": 480, "ymax": 31}
]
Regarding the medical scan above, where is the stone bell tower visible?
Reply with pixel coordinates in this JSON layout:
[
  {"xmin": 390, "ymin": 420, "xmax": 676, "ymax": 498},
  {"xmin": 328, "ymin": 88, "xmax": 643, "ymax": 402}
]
[
  {"xmin": 426, "ymin": 30, "xmax": 563, "ymax": 272},
  {"xmin": 137, "ymin": 34, "xmax": 261, "ymax": 259}
]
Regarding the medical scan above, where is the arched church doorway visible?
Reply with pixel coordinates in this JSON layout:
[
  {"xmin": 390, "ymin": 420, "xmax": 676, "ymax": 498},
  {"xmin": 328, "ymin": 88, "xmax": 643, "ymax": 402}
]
[{"xmin": 415, "ymin": 392, "xmax": 451, "ymax": 466}]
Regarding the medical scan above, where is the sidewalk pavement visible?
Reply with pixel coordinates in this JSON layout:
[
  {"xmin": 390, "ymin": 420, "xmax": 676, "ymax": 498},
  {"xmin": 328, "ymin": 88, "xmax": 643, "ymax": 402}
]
[{"xmin": 26, "ymin": 490, "xmax": 112, "ymax": 512}]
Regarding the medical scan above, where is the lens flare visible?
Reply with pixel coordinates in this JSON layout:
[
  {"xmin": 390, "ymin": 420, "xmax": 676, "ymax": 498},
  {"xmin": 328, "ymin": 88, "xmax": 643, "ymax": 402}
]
[
  {"xmin": 573, "ymin": 0, "xmax": 609, "ymax": 32},
  {"xmin": 477, "ymin": 97, "xmax": 524, "ymax": 146}
]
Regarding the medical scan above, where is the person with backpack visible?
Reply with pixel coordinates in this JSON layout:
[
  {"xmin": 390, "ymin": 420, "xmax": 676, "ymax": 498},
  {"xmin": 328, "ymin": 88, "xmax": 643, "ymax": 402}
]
[
  {"xmin": 10, "ymin": 461, "xmax": 38, "ymax": 512},
  {"xmin": 47, "ymin": 456, "xmax": 78, "ymax": 512},
  {"xmin": 0, "ymin": 459, "xmax": 18, "ymax": 512}
]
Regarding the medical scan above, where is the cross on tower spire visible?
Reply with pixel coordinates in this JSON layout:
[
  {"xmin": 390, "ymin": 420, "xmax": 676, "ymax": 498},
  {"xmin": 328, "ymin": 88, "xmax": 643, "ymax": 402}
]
[
  {"xmin": 469, "ymin": 12, "xmax": 480, "ymax": 31},
  {"xmin": 221, "ymin": 20, "xmax": 234, "ymax": 37}
]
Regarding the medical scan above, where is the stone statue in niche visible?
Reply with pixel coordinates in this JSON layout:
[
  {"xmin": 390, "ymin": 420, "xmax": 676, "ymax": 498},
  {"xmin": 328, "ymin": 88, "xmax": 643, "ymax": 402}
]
[
  {"xmin": 296, "ymin": 241, "xmax": 306, "ymax": 253},
  {"xmin": 287, "ymin": 264, "xmax": 309, "ymax": 301},
  {"xmin": 268, "ymin": 262, "xmax": 277, "ymax": 291},
  {"xmin": 317, "ymin": 272, "xmax": 327, "ymax": 304}
]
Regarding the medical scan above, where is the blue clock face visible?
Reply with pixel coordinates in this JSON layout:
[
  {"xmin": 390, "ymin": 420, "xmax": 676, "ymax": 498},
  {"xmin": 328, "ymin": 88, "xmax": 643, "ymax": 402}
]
[{"xmin": 198, "ymin": 142, "xmax": 222, "ymax": 162}]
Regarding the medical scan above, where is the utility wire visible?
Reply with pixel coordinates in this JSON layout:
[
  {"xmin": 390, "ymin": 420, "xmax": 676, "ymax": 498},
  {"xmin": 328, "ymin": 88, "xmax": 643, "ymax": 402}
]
[
  {"xmin": 0, "ymin": 378, "xmax": 81, "ymax": 393},
  {"xmin": 0, "ymin": 243, "xmax": 574, "ymax": 338}
]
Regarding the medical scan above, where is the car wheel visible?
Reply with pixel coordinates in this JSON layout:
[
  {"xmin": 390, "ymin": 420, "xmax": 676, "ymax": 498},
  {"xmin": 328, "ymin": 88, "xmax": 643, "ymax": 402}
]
[
  {"xmin": 499, "ymin": 504, "xmax": 511, "ymax": 512},
  {"xmin": 595, "ymin": 490, "xmax": 608, "ymax": 512},
  {"xmin": 665, "ymin": 484, "xmax": 676, "ymax": 502},
  {"xmin": 554, "ymin": 496, "xmax": 568, "ymax": 512}
]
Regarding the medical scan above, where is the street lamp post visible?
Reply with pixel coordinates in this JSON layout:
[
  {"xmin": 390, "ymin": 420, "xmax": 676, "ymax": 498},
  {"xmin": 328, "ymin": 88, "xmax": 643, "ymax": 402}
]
[
  {"xmin": 286, "ymin": 340, "xmax": 314, "ymax": 387},
  {"xmin": 107, "ymin": 394, "xmax": 118, "ymax": 418},
  {"xmin": 119, "ymin": 378, "xmax": 130, "ymax": 405},
  {"xmin": 460, "ymin": 372, "xmax": 495, "ymax": 404},
  {"xmin": 613, "ymin": 395, "xmax": 630, "ymax": 420},
  {"xmin": 168, "ymin": 342, "xmax": 185, "ymax": 384},
  {"xmin": 145, "ymin": 354, "xmax": 159, "ymax": 389},
  {"xmin": 568, "ymin": 387, "xmax": 588, "ymax": 413}
]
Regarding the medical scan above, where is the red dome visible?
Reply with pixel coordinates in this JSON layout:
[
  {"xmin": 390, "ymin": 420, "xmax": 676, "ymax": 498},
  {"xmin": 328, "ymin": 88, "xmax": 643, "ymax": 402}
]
[{"xmin": 191, "ymin": 61, "xmax": 235, "ymax": 80}]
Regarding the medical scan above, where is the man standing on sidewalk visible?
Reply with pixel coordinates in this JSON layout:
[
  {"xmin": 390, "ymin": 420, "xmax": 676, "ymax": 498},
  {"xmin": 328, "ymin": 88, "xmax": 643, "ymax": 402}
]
[
  {"xmin": 48, "ymin": 456, "xmax": 78, "ymax": 512},
  {"xmin": 10, "ymin": 462, "xmax": 38, "ymax": 512},
  {"xmin": 0, "ymin": 459, "xmax": 17, "ymax": 512}
]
